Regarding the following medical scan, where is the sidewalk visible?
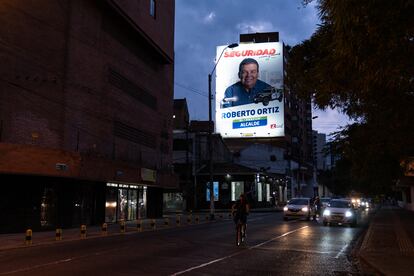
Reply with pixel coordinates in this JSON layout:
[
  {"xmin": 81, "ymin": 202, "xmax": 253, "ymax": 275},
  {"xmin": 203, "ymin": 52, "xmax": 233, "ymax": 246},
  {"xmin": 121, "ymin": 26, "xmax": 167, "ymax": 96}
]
[
  {"xmin": 0, "ymin": 211, "xmax": 235, "ymax": 252},
  {"xmin": 357, "ymin": 205, "xmax": 414, "ymax": 276},
  {"xmin": 0, "ymin": 208, "xmax": 283, "ymax": 252}
]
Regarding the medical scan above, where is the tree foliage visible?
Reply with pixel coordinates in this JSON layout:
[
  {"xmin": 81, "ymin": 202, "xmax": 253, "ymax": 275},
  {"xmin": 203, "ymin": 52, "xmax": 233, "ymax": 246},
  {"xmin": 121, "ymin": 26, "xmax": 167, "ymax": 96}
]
[{"xmin": 287, "ymin": 0, "xmax": 414, "ymax": 193}]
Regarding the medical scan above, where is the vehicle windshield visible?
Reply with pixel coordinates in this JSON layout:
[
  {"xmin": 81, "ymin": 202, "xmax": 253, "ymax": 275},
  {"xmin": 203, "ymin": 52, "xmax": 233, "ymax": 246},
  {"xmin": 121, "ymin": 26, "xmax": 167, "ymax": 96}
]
[
  {"xmin": 289, "ymin": 199, "xmax": 308, "ymax": 205},
  {"xmin": 321, "ymin": 198, "xmax": 330, "ymax": 203},
  {"xmin": 329, "ymin": 201, "xmax": 351, "ymax": 208}
]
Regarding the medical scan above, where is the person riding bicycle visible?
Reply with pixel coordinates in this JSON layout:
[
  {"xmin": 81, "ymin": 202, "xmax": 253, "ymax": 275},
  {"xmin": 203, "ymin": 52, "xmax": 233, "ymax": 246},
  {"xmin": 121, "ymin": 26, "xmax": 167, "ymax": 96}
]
[{"xmin": 231, "ymin": 194, "xmax": 250, "ymax": 240}]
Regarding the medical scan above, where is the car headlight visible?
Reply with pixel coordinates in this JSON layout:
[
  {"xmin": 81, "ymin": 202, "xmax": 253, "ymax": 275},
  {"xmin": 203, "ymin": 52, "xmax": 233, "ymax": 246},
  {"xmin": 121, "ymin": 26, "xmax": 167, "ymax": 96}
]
[
  {"xmin": 345, "ymin": 211, "xmax": 353, "ymax": 217},
  {"xmin": 283, "ymin": 206, "xmax": 288, "ymax": 212},
  {"xmin": 323, "ymin": 209, "xmax": 331, "ymax": 216},
  {"xmin": 301, "ymin": 207, "xmax": 308, "ymax": 212}
]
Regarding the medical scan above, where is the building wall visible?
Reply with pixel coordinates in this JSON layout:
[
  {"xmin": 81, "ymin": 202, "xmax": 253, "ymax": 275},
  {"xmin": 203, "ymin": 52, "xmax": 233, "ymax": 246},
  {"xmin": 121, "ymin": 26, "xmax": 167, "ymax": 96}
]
[
  {"xmin": 235, "ymin": 144, "xmax": 286, "ymax": 175},
  {"xmin": 0, "ymin": 0, "xmax": 175, "ymax": 231},
  {"xmin": 313, "ymin": 131, "xmax": 327, "ymax": 170},
  {"xmin": 0, "ymin": 0, "xmax": 175, "ymax": 182}
]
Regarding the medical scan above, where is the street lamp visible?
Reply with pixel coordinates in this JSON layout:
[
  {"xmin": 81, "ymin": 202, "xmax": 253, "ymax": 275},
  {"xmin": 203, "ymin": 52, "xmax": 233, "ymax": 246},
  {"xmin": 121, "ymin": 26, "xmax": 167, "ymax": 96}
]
[{"xmin": 208, "ymin": 42, "xmax": 238, "ymax": 220}]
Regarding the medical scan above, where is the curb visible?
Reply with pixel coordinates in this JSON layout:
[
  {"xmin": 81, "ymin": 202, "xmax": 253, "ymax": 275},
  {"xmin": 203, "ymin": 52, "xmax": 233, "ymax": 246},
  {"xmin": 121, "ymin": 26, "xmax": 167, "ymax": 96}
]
[{"xmin": 0, "ymin": 215, "xmax": 233, "ymax": 252}]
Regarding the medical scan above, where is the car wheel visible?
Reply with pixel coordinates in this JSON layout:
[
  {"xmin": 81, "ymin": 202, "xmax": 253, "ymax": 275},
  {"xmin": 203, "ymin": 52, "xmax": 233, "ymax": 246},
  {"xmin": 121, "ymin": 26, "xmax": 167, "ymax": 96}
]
[
  {"xmin": 283, "ymin": 216, "xmax": 288, "ymax": 221},
  {"xmin": 306, "ymin": 214, "xmax": 310, "ymax": 221},
  {"xmin": 323, "ymin": 220, "xmax": 328, "ymax": 226},
  {"xmin": 263, "ymin": 97, "xmax": 270, "ymax": 106}
]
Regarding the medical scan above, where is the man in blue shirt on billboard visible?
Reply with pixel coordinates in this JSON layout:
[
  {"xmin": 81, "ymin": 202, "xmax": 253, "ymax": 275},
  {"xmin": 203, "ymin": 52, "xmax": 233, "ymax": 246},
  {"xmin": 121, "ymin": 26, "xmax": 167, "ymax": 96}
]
[{"xmin": 221, "ymin": 58, "xmax": 273, "ymax": 108}]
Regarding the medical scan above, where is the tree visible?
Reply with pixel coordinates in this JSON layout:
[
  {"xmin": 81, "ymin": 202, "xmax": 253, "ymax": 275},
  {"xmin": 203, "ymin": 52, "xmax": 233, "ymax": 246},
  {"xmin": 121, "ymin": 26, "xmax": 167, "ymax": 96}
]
[{"xmin": 287, "ymin": 0, "xmax": 414, "ymax": 193}]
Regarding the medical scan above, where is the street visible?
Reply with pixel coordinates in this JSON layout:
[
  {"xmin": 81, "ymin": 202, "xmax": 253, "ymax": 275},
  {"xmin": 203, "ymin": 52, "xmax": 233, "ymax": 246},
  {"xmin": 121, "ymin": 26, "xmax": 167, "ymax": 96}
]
[{"xmin": 0, "ymin": 211, "xmax": 370, "ymax": 275}]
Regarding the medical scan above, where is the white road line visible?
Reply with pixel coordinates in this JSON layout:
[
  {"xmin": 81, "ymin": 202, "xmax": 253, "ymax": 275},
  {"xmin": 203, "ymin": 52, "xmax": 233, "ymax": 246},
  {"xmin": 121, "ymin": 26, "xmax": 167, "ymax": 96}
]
[
  {"xmin": 0, "ymin": 258, "xmax": 73, "ymax": 275},
  {"xmin": 335, "ymin": 244, "xmax": 349, "ymax": 259},
  {"xmin": 254, "ymin": 246, "xmax": 331, "ymax": 254},
  {"xmin": 170, "ymin": 226, "xmax": 308, "ymax": 276},
  {"xmin": 0, "ymin": 247, "xmax": 124, "ymax": 275},
  {"xmin": 249, "ymin": 226, "xmax": 308, "ymax": 249}
]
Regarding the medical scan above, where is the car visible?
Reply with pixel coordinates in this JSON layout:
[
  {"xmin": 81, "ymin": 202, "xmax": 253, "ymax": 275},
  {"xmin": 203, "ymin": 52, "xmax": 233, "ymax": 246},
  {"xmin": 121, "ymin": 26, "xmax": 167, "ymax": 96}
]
[
  {"xmin": 283, "ymin": 198, "xmax": 316, "ymax": 221},
  {"xmin": 253, "ymin": 87, "xmax": 283, "ymax": 106},
  {"xmin": 322, "ymin": 199, "xmax": 357, "ymax": 227},
  {"xmin": 359, "ymin": 198, "xmax": 371, "ymax": 210},
  {"xmin": 320, "ymin": 197, "xmax": 331, "ymax": 208}
]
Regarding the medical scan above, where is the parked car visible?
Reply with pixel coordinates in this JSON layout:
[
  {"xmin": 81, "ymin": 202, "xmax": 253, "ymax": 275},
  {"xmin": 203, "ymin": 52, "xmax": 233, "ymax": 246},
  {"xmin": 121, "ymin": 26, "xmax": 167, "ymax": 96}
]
[
  {"xmin": 253, "ymin": 87, "xmax": 283, "ymax": 106},
  {"xmin": 283, "ymin": 198, "xmax": 316, "ymax": 221},
  {"xmin": 322, "ymin": 199, "xmax": 357, "ymax": 227}
]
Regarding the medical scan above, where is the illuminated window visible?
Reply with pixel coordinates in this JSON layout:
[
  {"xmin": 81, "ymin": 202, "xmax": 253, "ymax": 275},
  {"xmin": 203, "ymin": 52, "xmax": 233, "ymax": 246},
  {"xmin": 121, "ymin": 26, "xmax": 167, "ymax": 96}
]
[
  {"xmin": 231, "ymin": 181, "xmax": 244, "ymax": 201},
  {"xmin": 206, "ymin": 182, "xmax": 219, "ymax": 201},
  {"xmin": 150, "ymin": 0, "xmax": 156, "ymax": 18}
]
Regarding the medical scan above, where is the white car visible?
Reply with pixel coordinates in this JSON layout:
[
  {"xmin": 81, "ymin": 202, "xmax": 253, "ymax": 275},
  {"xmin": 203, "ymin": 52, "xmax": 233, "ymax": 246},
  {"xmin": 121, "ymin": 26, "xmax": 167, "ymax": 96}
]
[
  {"xmin": 320, "ymin": 197, "xmax": 331, "ymax": 208},
  {"xmin": 283, "ymin": 198, "xmax": 316, "ymax": 221},
  {"xmin": 322, "ymin": 199, "xmax": 357, "ymax": 227}
]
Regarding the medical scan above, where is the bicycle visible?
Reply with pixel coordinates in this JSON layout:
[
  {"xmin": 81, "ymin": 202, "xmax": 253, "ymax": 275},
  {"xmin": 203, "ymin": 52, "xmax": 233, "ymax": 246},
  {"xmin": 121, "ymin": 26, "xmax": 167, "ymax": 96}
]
[{"xmin": 235, "ymin": 220, "xmax": 246, "ymax": 246}]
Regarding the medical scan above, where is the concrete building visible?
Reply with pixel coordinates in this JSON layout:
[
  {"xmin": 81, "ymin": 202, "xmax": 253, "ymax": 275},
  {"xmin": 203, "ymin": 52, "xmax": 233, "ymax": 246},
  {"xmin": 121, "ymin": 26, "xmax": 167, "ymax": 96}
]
[
  {"xmin": 172, "ymin": 99, "xmax": 275, "ymax": 210},
  {"xmin": 0, "ymin": 0, "xmax": 176, "ymax": 233},
  {"xmin": 312, "ymin": 131, "xmax": 327, "ymax": 171}
]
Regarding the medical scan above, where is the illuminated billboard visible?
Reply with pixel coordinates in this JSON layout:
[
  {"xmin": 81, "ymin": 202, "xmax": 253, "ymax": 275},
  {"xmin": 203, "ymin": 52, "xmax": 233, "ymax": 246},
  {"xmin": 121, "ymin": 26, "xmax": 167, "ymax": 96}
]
[{"xmin": 215, "ymin": 42, "xmax": 284, "ymax": 138}]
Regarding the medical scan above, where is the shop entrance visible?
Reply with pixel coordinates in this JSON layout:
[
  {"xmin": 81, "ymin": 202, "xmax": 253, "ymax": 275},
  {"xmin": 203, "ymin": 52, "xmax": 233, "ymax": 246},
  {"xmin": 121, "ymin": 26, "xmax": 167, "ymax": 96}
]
[{"xmin": 105, "ymin": 183, "xmax": 147, "ymax": 222}]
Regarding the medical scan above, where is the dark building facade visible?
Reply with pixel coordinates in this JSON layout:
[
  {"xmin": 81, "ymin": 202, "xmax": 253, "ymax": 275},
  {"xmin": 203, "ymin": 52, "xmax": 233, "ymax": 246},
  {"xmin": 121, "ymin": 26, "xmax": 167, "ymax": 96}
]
[
  {"xmin": 0, "ymin": 0, "xmax": 176, "ymax": 233},
  {"xmin": 172, "ymin": 99, "xmax": 276, "ymax": 211}
]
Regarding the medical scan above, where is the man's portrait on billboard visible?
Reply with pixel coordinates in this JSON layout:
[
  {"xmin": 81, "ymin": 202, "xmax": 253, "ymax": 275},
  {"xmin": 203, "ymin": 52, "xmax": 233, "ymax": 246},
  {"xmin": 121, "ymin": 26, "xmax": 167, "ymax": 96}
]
[{"xmin": 221, "ymin": 58, "xmax": 281, "ymax": 108}]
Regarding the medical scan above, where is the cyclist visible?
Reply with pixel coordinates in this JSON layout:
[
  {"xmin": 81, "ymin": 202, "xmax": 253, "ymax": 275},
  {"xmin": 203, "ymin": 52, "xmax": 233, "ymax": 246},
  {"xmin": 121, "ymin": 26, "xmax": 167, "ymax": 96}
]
[
  {"xmin": 232, "ymin": 194, "xmax": 250, "ymax": 242},
  {"xmin": 313, "ymin": 196, "xmax": 321, "ymax": 219}
]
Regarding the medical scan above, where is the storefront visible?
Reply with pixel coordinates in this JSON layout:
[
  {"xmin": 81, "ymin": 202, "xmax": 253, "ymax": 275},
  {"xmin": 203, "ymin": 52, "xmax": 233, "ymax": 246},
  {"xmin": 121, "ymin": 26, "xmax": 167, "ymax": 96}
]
[
  {"xmin": 197, "ymin": 163, "xmax": 287, "ymax": 210},
  {"xmin": 105, "ymin": 183, "xmax": 147, "ymax": 222}
]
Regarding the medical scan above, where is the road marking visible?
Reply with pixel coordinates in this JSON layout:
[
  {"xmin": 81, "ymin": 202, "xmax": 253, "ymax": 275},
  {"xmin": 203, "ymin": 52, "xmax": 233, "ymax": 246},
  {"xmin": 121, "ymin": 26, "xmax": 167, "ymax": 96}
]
[
  {"xmin": 249, "ymin": 226, "xmax": 309, "ymax": 249},
  {"xmin": 257, "ymin": 248, "xmax": 331, "ymax": 255},
  {"xmin": 0, "ymin": 258, "xmax": 73, "ymax": 275},
  {"xmin": 170, "ymin": 226, "xmax": 308, "ymax": 276},
  {"xmin": 335, "ymin": 244, "xmax": 349, "ymax": 258},
  {"xmin": 0, "ymin": 247, "xmax": 124, "ymax": 275}
]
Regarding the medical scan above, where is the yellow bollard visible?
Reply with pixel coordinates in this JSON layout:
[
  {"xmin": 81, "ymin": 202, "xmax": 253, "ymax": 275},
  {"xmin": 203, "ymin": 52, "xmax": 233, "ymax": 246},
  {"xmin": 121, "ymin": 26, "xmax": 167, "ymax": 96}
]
[
  {"xmin": 120, "ymin": 220, "xmax": 126, "ymax": 233},
  {"xmin": 102, "ymin": 223, "xmax": 108, "ymax": 235},
  {"xmin": 150, "ymin": 219, "xmax": 156, "ymax": 230},
  {"xmin": 176, "ymin": 215, "xmax": 181, "ymax": 226},
  {"xmin": 164, "ymin": 217, "xmax": 170, "ymax": 227},
  {"xmin": 187, "ymin": 214, "xmax": 192, "ymax": 224},
  {"xmin": 137, "ymin": 219, "xmax": 142, "ymax": 232},
  {"xmin": 80, "ymin": 224, "xmax": 87, "ymax": 238},
  {"xmin": 25, "ymin": 229, "xmax": 32, "ymax": 245},
  {"xmin": 55, "ymin": 228, "xmax": 62, "ymax": 241}
]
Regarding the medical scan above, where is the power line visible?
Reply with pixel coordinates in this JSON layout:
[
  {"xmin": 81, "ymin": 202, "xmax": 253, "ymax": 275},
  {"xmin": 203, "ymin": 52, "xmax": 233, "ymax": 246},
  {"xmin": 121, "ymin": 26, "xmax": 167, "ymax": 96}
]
[{"xmin": 174, "ymin": 82, "xmax": 208, "ymax": 98}]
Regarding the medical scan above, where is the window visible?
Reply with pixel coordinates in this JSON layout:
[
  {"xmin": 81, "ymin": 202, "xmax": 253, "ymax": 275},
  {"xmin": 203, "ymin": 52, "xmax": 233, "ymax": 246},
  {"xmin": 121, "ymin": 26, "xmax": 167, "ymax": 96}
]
[
  {"xmin": 150, "ymin": 0, "xmax": 156, "ymax": 18},
  {"xmin": 231, "ymin": 181, "xmax": 244, "ymax": 201},
  {"xmin": 206, "ymin": 182, "xmax": 219, "ymax": 201}
]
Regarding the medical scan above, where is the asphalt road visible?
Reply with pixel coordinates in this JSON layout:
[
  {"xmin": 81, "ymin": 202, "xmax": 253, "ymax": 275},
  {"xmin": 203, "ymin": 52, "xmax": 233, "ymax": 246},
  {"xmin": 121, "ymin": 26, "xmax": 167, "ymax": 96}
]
[{"xmin": 0, "ymin": 211, "xmax": 370, "ymax": 275}]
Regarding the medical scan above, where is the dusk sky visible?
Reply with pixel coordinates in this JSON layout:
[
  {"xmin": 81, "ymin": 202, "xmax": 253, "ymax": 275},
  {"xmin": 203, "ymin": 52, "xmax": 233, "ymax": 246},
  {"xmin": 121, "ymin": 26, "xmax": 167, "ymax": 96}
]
[{"xmin": 174, "ymin": 0, "xmax": 351, "ymax": 137}]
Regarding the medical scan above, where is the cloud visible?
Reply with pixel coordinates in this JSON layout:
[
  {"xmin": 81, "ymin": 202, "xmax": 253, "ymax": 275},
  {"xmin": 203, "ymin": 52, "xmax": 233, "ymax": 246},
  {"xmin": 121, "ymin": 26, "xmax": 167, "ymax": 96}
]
[
  {"xmin": 313, "ymin": 108, "xmax": 353, "ymax": 137},
  {"xmin": 203, "ymin": 12, "xmax": 216, "ymax": 23},
  {"xmin": 236, "ymin": 21, "xmax": 275, "ymax": 34}
]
